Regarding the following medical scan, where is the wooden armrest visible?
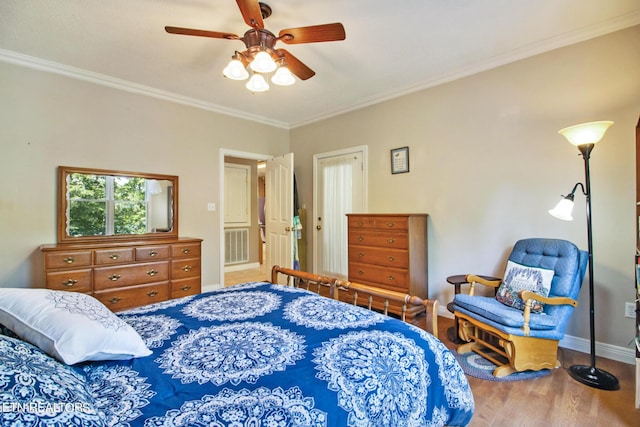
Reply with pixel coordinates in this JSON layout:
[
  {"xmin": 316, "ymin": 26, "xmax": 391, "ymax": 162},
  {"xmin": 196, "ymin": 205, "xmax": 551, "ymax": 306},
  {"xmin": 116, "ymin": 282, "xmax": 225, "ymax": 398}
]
[
  {"xmin": 519, "ymin": 290, "xmax": 578, "ymax": 335},
  {"xmin": 519, "ymin": 290, "xmax": 578, "ymax": 308},
  {"xmin": 464, "ymin": 274, "xmax": 501, "ymax": 296},
  {"xmin": 465, "ymin": 274, "xmax": 502, "ymax": 288}
]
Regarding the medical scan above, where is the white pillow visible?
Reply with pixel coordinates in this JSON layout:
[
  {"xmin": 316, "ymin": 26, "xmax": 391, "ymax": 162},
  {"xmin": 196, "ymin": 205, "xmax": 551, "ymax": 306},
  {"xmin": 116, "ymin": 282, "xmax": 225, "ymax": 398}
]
[
  {"xmin": 496, "ymin": 260, "xmax": 554, "ymax": 313},
  {"xmin": 0, "ymin": 288, "xmax": 151, "ymax": 364}
]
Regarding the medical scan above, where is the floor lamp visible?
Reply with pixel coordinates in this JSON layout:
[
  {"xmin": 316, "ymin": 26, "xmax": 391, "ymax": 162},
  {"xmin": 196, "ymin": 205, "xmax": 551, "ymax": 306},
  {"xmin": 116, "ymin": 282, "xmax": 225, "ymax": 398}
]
[{"xmin": 548, "ymin": 120, "xmax": 620, "ymax": 391}]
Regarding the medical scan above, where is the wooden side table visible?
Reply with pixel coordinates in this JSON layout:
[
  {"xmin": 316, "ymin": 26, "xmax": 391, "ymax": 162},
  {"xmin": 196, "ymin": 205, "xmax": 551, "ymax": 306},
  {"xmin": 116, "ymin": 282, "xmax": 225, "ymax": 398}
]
[{"xmin": 446, "ymin": 274, "xmax": 501, "ymax": 344}]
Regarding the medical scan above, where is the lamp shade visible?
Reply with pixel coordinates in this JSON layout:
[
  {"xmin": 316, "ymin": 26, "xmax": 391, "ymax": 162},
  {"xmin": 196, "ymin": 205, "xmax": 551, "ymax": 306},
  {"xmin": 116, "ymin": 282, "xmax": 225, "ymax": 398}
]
[
  {"xmin": 246, "ymin": 74, "xmax": 269, "ymax": 92},
  {"xmin": 558, "ymin": 121, "xmax": 613, "ymax": 146},
  {"xmin": 271, "ymin": 66, "xmax": 295, "ymax": 86},
  {"xmin": 548, "ymin": 197, "xmax": 574, "ymax": 221},
  {"xmin": 249, "ymin": 51, "xmax": 277, "ymax": 73},
  {"xmin": 223, "ymin": 59, "xmax": 249, "ymax": 80}
]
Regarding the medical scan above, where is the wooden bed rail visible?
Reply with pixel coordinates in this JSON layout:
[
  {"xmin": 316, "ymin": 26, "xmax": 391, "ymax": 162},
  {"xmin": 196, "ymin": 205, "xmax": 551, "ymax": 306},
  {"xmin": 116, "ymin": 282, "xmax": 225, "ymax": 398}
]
[{"xmin": 271, "ymin": 265, "xmax": 439, "ymax": 338}]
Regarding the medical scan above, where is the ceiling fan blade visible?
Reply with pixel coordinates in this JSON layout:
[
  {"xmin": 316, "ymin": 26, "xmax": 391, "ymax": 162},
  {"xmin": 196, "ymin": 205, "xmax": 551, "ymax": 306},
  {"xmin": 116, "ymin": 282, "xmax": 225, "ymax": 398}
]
[
  {"xmin": 236, "ymin": 0, "xmax": 264, "ymax": 29},
  {"xmin": 278, "ymin": 23, "xmax": 345, "ymax": 44},
  {"xmin": 279, "ymin": 49, "xmax": 315, "ymax": 80},
  {"xmin": 165, "ymin": 26, "xmax": 239, "ymax": 40}
]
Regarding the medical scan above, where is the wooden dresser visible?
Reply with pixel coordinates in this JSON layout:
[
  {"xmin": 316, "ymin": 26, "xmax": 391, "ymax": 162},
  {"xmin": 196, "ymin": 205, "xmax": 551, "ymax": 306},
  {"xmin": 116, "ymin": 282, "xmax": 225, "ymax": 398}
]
[
  {"xmin": 40, "ymin": 237, "xmax": 202, "ymax": 311},
  {"xmin": 346, "ymin": 213, "xmax": 428, "ymax": 321}
]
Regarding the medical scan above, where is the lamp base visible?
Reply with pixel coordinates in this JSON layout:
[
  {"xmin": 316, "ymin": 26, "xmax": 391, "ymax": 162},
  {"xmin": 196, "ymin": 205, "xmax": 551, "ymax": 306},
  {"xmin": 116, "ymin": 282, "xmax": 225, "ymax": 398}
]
[{"xmin": 568, "ymin": 364, "xmax": 619, "ymax": 390}]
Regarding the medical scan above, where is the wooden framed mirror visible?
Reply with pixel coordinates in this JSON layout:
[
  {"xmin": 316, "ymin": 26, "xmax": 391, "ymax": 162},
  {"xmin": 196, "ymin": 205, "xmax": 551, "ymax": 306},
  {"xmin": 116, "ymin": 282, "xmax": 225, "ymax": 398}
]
[{"xmin": 57, "ymin": 166, "xmax": 178, "ymax": 244}]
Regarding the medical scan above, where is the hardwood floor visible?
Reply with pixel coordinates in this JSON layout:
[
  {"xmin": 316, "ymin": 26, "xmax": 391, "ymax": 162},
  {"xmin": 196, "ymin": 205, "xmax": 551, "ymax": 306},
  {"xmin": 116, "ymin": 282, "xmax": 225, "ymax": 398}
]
[
  {"xmin": 224, "ymin": 267, "xmax": 638, "ymax": 426},
  {"xmin": 436, "ymin": 317, "xmax": 638, "ymax": 427}
]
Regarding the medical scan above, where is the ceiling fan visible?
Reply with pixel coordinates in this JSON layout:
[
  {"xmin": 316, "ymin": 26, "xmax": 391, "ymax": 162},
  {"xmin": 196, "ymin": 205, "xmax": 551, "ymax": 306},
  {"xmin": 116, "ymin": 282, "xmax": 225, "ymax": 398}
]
[{"xmin": 165, "ymin": 0, "xmax": 346, "ymax": 91}]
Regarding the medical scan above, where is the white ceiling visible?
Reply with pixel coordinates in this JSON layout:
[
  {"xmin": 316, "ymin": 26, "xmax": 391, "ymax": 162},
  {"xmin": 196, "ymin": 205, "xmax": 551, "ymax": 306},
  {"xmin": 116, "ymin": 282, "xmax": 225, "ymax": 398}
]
[{"xmin": 1, "ymin": 0, "xmax": 639, "ymax": 129}]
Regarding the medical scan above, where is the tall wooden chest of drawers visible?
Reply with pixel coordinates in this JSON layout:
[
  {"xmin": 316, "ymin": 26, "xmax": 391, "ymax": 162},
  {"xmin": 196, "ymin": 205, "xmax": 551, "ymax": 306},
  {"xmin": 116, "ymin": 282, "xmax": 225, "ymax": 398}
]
[
  {"xmin": 40, "ymin": 237, "xmax": 202, "ymax": 311},
  {"xmin": 347, "ymin": 214, "xmax": 428, "ymax": 320}
]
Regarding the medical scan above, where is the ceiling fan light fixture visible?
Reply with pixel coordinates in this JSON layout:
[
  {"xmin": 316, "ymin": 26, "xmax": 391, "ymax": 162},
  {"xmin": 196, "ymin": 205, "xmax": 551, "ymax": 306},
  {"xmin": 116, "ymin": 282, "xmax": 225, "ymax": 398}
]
[
  {"xmin": 222, "ymin": 59, "xmax": 249, "ymax": 80},
  {"xmin": 271, "ymin": 66, "xmax": 295, "ymax": 86},
  {"xmin": 250, "ymin": 50, "xmax": 277, "ymax": 73},
  {"xmin": 246, "ymin": 73, "xmax": 269, "ymax": 92}
]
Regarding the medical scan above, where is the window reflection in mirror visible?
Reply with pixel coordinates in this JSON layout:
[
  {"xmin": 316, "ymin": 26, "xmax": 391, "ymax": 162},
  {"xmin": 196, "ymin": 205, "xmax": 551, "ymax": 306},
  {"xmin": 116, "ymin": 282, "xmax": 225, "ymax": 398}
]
[{"xmin": 58, "ymin": 166, "xmax": 178, "ymax": 243}]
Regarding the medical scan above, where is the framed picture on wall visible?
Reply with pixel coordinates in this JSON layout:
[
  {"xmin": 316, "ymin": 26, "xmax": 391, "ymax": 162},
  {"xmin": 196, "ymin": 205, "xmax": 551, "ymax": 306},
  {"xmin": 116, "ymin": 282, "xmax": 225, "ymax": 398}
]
[{"xmin": 391, "ymin": 146, "xmax": 409, "ymax": 174}]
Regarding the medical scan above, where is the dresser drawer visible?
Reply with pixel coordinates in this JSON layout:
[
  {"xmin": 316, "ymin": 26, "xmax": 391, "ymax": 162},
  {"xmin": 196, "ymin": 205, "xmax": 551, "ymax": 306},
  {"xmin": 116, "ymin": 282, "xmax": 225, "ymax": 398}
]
[
  {"xmin": 46, "ymin": 269, "xmax": 92, "ymax": 292},
  {"xmin": 172, "ymin": 243, "xmax": 201, "ymax": 258},
  {"xmin": 94, "ymin": 261, "xmax": 169, "ymax": 290},
  {"xmin": 373, "ymin": 216, "xmax": 409, "ymax": 231},
  {"xmin": 348, "ymin": 230, "xmax": 408, "ymax": 249},
  {"xmin": 44, "ymin": 251, "xmax": 92, "ymax": 269},
  {"xmin": 347, "ymin": 216, "xmax": 377, "ymax": 229},
  {"xmin": 348, "ymin": 246, "xmax": 409, "ymax": 268},
  {"xmin": 135, "ymin": 245, "xmax": 171, "ymax": 261},
  {"xmin": 348, "ymin": 262, "xmax": 409, "ymax": 292},
  {"xmin": 94, "ymin": 282, "xmax": 169, "ymax": 312},
  {"xmin": 94, "ymin": 248, "xmax": 134, "ymax": 265},
  {"xmin": 170, "ymin": 277, "xmax": 201, "ymax": 299},
  {"xmin": 171, "ymin": 258, "xmax": 201, "ymax": 280}
]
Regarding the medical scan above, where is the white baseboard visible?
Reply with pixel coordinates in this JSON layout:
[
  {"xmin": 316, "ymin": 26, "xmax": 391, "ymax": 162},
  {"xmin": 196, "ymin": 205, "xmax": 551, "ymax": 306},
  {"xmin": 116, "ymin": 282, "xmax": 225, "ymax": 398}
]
[
  {"xmin": 224, "ymin": 262, "xmax": 261, "ymax": 273},
  {"xmin": 437, "ymin": 306, "xmax": 636, "ymax": 365}
]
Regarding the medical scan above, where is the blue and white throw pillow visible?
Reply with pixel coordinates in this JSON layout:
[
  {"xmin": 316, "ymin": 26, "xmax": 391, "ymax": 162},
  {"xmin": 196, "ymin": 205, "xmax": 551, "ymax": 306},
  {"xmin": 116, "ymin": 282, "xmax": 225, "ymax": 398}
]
[
  {"xmin": 496, "ymin": 261, "xmax": 554, "ymax": 313},
  {"xmin": 0, "ymin": 334, "xmax": 105, "ymax": 426},
  {"xmin": 0, "ymin": 288, "xmax": 151, "ymax": 364}
]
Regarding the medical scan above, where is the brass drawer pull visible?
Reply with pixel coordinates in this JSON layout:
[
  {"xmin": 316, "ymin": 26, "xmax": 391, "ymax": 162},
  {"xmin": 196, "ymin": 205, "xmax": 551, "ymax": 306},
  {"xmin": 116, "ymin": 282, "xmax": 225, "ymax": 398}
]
[
  {"xmin": 182, "ymin": 265, "xmax": 193, "ymax": 272},
  {"xmin": 109, "ymin": 254, "xmax": 119, "ymax": 260},
  {"xmin": 358, "ymin": 252, "xmax": 364, "ymax": 257},
  {"xmin": 357, "ymin": 221, "xmax": 364, "ymax": 226},
  {"xmin": 62, "ymin": 279, "xmax": 78, "ymax": 287},
  {"xmin": 149, "ymin": 250, "xmax": 158, "ymax": 257},
  {"xmin": 63, "ymin": 257, "xmax": 75, "ymax": 264},
  {"xmin": 388, "ymin": 256, "xmax": 395, "ymax": 261},
  {"xmin": 387, "ymin": 238, "xmax": 395, "ymax": 244},
  {"xmin": 358, "ymin": 270, "xmax": 365, "ymax": 275},
  {"xmin": 108, "ymin": 297, "xmax": 121, "ymax": 304},
  {"xmin": 182, "ymin": 248, "xmax": 191, "ymax": 254},
  {"xmin": 387, "ymin": 275, "xmax": 395, "ymax": 281},
  {"xmin": 147, "ymin": 290, "xmax": 159, "ymax": 297},
  {"xmin": 147, "ymin": 269, "xmax": 158, "ymax": 276},
  {"xmin": 181, "ymin": 285, "xmax": 191, "ymax": 291},
  {"xmin": 108, "ymin": 274, "xmax": 121, "ymax": 281},
  {"xmin": 358, "ymin": 236, "xmax": 364, "ymax": 241},
  {"xmin": 387, "ymin": 222, "xmax": 395, "ymax": 227}
]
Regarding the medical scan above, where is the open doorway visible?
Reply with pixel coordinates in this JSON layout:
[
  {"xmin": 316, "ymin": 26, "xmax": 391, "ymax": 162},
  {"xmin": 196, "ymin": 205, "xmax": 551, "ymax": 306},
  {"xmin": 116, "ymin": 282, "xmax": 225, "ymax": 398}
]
[{"xmin": 219, "ymin": 149, "xmax": 272, "ymax": 287}]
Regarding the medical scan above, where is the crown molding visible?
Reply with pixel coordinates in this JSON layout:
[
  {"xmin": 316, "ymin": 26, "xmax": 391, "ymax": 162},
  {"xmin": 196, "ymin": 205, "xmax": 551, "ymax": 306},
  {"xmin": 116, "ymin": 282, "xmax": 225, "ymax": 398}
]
[
  {"xmin": 0, "ymin": 48, "xmax": 289, "ymax": 129},
  {"xmin": 290, "ymin": 11, "xmax": 640, "ymax": 128}
]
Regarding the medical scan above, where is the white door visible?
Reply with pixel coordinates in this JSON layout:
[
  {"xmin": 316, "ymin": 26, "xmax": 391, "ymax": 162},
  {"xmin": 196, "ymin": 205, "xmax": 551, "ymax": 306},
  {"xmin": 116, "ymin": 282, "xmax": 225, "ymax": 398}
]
[
  {"xmin": 265, "ymin": 153, "xmax": 294, "ymax": 282},
  {"xmin": 313, "ymin": 147, "xmax": 367, "ymax": 279}
]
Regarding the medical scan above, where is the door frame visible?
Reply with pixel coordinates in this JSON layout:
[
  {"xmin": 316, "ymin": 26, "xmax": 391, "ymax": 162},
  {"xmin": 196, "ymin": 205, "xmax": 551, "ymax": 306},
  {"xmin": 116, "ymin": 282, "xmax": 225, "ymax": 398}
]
[
  {"xmin": 312, "ymin": 145, "xmax": 368, "ymax": 275},
  {"xmin": 219, "ymin": 148, "xmax": 272, "ymax": 287}
]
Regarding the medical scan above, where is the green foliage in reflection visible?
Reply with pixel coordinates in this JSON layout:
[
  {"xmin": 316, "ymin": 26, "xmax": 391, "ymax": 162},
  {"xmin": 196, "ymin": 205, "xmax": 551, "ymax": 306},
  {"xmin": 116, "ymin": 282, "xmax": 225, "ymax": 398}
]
[{"xmin": 67, "ymin": 173, "xmax": 146, "ymax": 236}]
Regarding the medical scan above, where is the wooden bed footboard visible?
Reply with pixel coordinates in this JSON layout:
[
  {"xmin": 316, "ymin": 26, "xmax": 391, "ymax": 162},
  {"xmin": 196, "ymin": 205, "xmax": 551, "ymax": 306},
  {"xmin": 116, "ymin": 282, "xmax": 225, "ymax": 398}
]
[{"xmin": 271, "ymin": 265, "xmax": 439, "ymax": 338}]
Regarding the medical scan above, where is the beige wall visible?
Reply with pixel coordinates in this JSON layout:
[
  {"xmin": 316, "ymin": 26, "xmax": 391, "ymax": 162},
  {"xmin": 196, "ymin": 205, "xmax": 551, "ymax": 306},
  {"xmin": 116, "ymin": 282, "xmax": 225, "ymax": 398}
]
[
  {"xmin": 291, "ymin": 25, "xmax": 640, "ymax": 356},
  {"xmin": 0, "ymin": 61, "xmax": 289, "ymax": 289}
]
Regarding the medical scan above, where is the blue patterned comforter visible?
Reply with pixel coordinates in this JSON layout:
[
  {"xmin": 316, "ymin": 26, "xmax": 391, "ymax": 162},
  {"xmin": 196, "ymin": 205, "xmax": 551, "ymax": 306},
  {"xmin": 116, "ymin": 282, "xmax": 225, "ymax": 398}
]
[{"xmin": 82, "ymin": 282, "xmax": 474, "ymax": 426}]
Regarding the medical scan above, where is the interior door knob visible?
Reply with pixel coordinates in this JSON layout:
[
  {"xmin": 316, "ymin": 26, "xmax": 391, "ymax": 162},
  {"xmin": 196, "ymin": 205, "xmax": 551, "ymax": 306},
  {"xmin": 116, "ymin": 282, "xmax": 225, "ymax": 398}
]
[{"xmin": 316, "ymin": 225, "xmax": 322, "ymax": 230}]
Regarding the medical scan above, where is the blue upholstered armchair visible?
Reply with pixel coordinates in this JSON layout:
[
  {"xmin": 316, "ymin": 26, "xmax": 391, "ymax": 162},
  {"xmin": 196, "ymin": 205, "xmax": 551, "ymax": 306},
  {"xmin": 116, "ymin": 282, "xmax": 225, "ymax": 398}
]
[{"xmin": 453, "ymin": 238, "xmax": 588, "ymax": 377}]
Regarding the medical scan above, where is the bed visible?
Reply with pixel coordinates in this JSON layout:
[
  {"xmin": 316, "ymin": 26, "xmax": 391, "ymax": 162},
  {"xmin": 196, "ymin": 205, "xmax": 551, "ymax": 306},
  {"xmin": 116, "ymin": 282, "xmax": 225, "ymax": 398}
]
[{"xmin": 0, "ymin": 266, "xmax": 474, "ymax": 426}]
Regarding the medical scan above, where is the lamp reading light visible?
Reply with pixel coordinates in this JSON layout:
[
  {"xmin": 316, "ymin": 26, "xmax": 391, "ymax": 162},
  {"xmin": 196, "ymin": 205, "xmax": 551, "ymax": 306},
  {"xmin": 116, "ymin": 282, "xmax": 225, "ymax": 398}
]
[{"xmin": 548, "ymin": 120, "xmax": 619, "ymax": 391}]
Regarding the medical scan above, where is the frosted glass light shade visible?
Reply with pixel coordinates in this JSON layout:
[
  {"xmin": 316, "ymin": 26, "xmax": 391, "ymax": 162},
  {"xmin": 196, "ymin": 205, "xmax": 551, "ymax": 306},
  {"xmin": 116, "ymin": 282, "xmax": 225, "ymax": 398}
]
[
  {"xmin": 223, "ymin": 59, "xmax": 249, "ymax": 80},
  {"xmin": 246, "ymin": 74, "xmax": 269, "ymax": 92},
  {"xmin": 249, "ymin": 51, "xmax": 277, "ymax": 73},
  {"xmin": 548, "ymin": 197, "xmax": 574, "ymax": 221},
  {"xmin": 558, "ymin": 121, "xmax": 613, "ymax": 146},
  {"xmin": 271, "ymin": 67, "xmax": 295, "ymax": 86}
]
